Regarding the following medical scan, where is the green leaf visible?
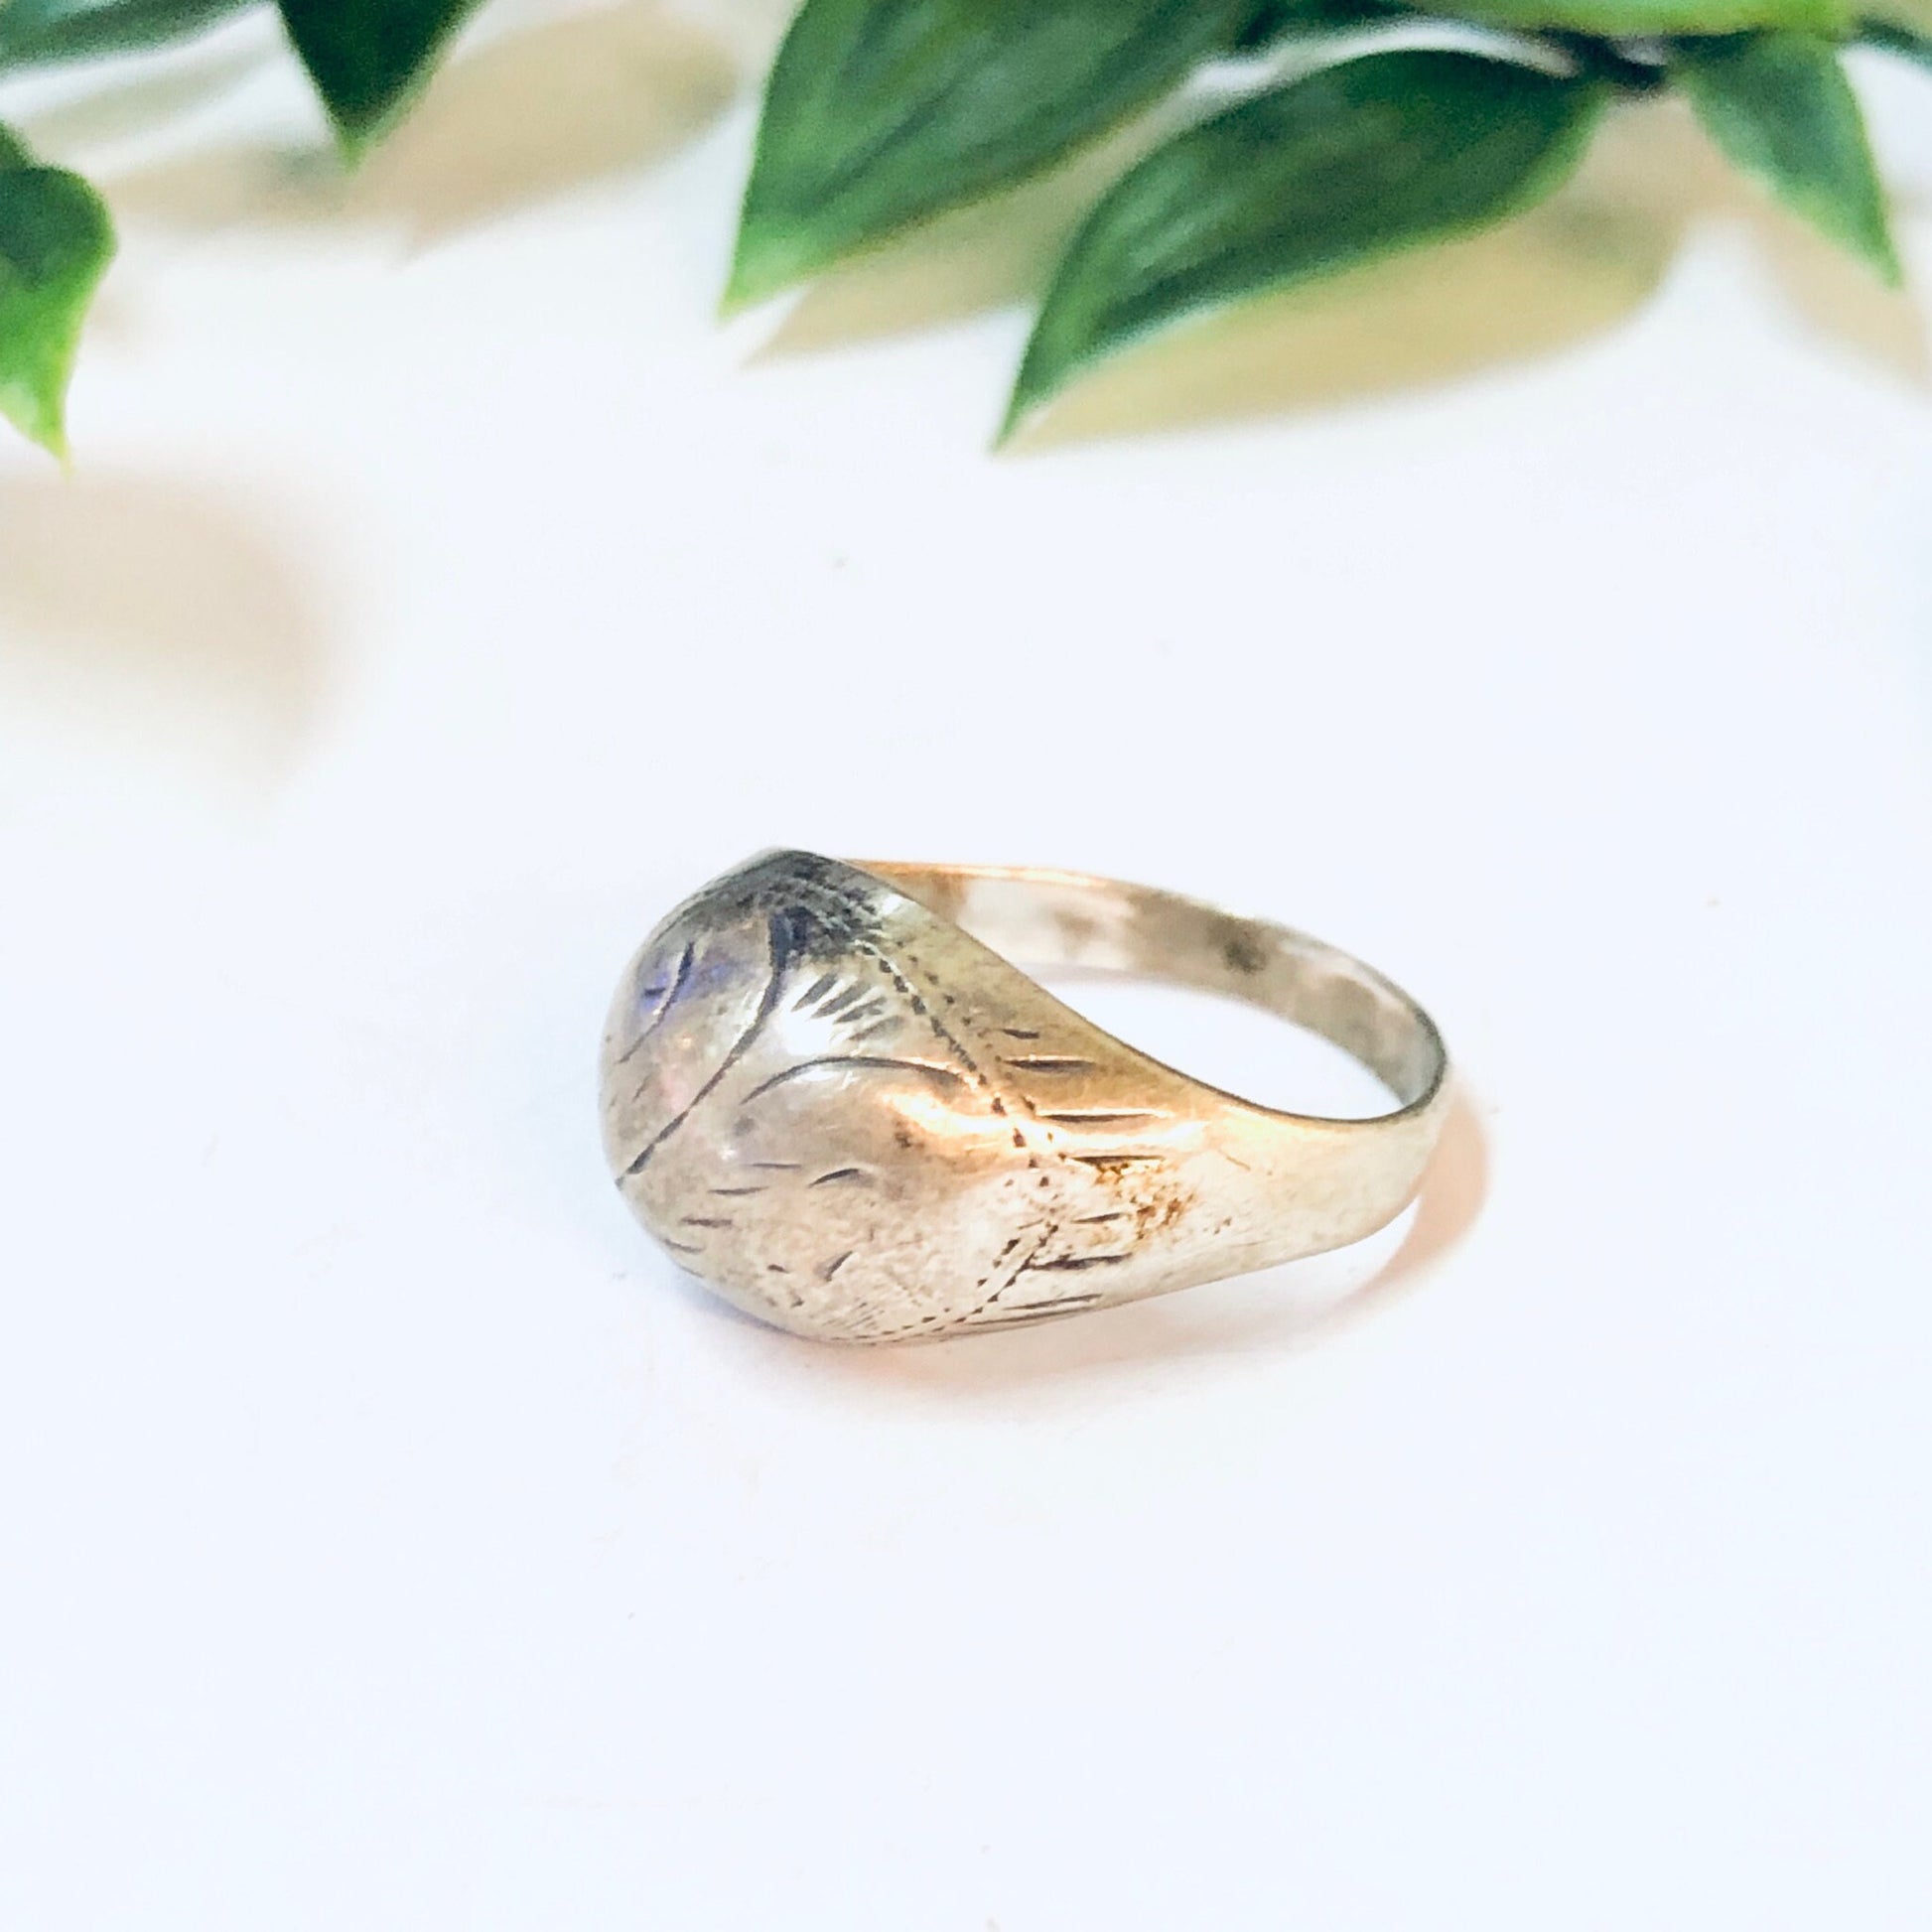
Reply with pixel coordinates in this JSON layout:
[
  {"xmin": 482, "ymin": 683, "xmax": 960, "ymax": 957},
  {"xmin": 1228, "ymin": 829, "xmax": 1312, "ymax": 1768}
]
[
  {"xmin": 1859, "ymin": 16, "xmax": 1932, "ymax": 67},
  {"xmin": 1232, "ymin": 0, "xmax": 1409, "ymax": 47},
  {"xmin": 0, "ymin": 0, "xmax": 257, "ymax": 70},
  {"xmin": 275, "ymin": 0, "xmax": 481, "ymax": 154},
  {"xmin": 1462, "ymin": 0, "xmax": 1847, "ymax": 32},
  {"xmin": 1006, "ymin": 49, "xmax": 1605, "ymax": 437},
  {"xmin": 731, "ymin": 0, "xmax": 1256, "ymax": 309},
  {"xmin": 1673, "ymin": 32, "xmax": 1900, "ymax": 282},
  {"xmin": 0, "ymin": 133, "xmax": 115, "ymax": 455},
  {"xmin": 1862, "ymin": 0, "xmax": 1932, "ymax": 33}
]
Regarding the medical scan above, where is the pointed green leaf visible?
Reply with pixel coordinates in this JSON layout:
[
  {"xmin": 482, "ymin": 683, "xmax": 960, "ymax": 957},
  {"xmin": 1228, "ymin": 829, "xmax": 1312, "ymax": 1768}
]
[
  {"xmin": 731, "ymin": 0, "xmax": 1256, "ymax": 309},
  {"xmin": 0, "ymin": 0, "xmax": 257, "ymax": 71},
  {"xmin": 0, "ymin": 135, "xmax": 115, "ymax": 455},
  {"xmin": 1463, "ymin": 0, "xmax": 1846, "ymax": 30},
  {"xmin": 275, "ymin": 0, "xmax": 480, "ymax": 154},
  {"xmin": 1673, "ymin": 32, "xmax": 1899, "ymax": 282},
  {"xmin": 1006, "ymin": 50, "xmax": 1605, "ymax": 436}
]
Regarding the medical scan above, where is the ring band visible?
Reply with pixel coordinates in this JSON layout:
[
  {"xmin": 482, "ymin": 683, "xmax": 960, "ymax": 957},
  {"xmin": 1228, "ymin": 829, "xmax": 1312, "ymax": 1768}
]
[{"xmin": 600, "ymin": 850, "xmax": 1450, "ymax": 1344}]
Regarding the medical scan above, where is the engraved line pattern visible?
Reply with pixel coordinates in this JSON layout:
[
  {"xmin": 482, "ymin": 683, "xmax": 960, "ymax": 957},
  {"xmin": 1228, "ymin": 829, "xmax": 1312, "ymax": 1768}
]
[
  {"xmin": 738, "ymin": 1055, "xmax": 966, "ymax": 1106},
  {"xmin": 774, "ymin": 876, "xmax": 1062, "ymax": 1336},
  {"xmin": 792, "ymin": 972, "xmax": 839, "ymax": 1012},
  {"xmin": 648, "ymin": 865, "xmax": 1175, "ymax": 1340},
  {"xmin": 971, "ymin": 1292, "xmax": 1104, "ymax": 1328},
  {"xmin": 792, "ymin": 876, "xmax": 1175, "ymax": 1336},
  {"xmin": 614, "ymin": 939, "xmax": 695, "ymax": 1066},
  {"xmin": 620, "ymin": 908, "xmax": 802, "ymax": 1179}
]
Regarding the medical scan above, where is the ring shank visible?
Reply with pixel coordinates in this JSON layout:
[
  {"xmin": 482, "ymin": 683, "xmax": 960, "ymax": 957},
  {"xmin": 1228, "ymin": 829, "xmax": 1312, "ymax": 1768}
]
[{"xmin": 853, "ymin": 862, "xmax": 1446, "ymax": 1119}]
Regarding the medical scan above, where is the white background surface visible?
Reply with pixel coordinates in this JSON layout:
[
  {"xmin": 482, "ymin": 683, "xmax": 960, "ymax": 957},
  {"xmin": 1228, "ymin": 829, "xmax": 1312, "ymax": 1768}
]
[{"xmin": 3, "ymin": 4, "xmax": 1930, "ymax": 1925}]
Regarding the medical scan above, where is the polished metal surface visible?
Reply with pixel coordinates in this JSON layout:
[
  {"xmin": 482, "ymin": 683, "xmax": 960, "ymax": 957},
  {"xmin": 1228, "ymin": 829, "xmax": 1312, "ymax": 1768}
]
[{"xmin": 600, "ymin": 851, "xmax": 1450, "ymax": 1343}]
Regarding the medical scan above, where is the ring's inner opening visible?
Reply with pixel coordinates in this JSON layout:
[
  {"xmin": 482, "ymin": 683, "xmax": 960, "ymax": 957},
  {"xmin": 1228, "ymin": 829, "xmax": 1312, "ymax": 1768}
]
[
  {"xmin": 1033, "ymin": 968, "xmax": 1398, "ymax": 1121},
  {"xmin": 853, "ymin": 862, "xmax": 1444, "ymax": 1116}
]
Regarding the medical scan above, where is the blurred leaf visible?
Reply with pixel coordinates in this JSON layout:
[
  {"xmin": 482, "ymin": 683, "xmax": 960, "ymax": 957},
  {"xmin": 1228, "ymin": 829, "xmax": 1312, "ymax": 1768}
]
[
  {"xmin": 1464, "ymin": 0, "xmax": 1846, "ymax": 30},
  {"xmin": 1861, "ymin": 0, "xmax": 1932, "ymax": 31},
  {"xmin": 731, "ymin": 0, "xmax": 1256, "ymax": 308},
  {"xmin": 276, "ymin": 0, "xmax": 480, "ymax": 154},
  {"xmin": 0, "ymin": 131, "xmax": 114, "ymax": 455},
  {"xmin": 1006, "ymin": 50, "xmax": 1604, "ymax": 436},
  {"xmin": 1858, "ymin": 15, "xmax": 1932, "ymax": 64},
  {"xmin": 1673, "ymin": 31, "xmax": 1899, "ymax": 281},
  {"xmin": 1245, "ymin": 0, "xmax": 1845, "ymax": 33},
  {"xmin": 0, "ymin": 0, "xmax": 256, "ymax": 70},
  {"xmin": 1233, "ymin": 0, "xmax": 1410, "ymax": 47}
]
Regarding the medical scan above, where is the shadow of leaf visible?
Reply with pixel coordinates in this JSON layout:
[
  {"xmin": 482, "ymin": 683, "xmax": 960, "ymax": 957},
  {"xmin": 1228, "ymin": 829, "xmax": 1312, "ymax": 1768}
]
[
  {"xmin": 1606, "ymin": 95, "xmax": 1927, "ymax": 385},
  {"xmin": 758, "ymin": 127, "xmax": 1154, "ymax": 355},
  {"xmin": 12, "ymin": 39, "xmax": 274, "ymax": 153},
  {"xmin": 1020, "ymin": 98, "xmax": 1928, "ymax": 445},
  {"xmin": 1011, "ymin": 114, "xmax": 1688, "ymax": 449},
  {"xmin": 1024, "ymin": 206, "xmax": 1672, "ymax": 446},
  {"xmin": 0, "ymin": 471, "xmax": 331, "ymax": 789},
  {"xmin": 1767, "ymin": 223, "xmax": 1930, "ymax": 381},
  {"xmin": 102, "ymin": 1, "xmax": 737, "ymax": 244}
]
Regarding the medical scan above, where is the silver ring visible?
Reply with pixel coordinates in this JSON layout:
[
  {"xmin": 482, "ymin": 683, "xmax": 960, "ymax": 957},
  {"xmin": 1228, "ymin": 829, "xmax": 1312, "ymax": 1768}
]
[{"xmin": 600, "ymin": 850, "xmax": 1450, "ymax": 1344}]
